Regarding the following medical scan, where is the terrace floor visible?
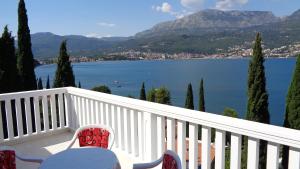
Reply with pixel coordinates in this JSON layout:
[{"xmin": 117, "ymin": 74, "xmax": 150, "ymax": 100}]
[{"xmin": 12, "ymin": 130, "xmax": 135, "ymax": 169}]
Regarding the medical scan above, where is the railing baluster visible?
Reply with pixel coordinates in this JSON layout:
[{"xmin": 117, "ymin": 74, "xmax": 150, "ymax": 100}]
[
  {"xmin": 117, "ymin": 106, "xmax": 125, "ymax": 150},
  {"xmin": 157, "ymin": 115, "xmax": 166, "ymax": 157},
  {"xmin": 288, "ymin": 147, "xmax": 300, "ymax": 169},
  {"xmin": 50, "ymin": 94, "xmax": 57, "ymax": 130},
  {"xmin": 177, "ymin": 120, "xmax": 186, "ymax": 169},
  {"xmin": 42, "ymin": 95, "xmax": 49, "ymax": 131},
  {"xmin": 64, "ymin": 93, "xmax": 71, "ymax": 128},
  {"xmin": 106, "ymin": 103, "xmax": 111, "ymax": 126},
  {"xmin": 230, "ymin": 133, "xmax": 241, "ymax": 169},
  {"xmin": 124, "ymin": 108, "xmax": 132, "ymax": 153},
  {"xmin": 138, "ymin": 111, "xmax": 144, "ymax": 160},
  {"xmin": 111, "ymin": 105, "xmax": 118, "ymax": 148},
  {"xmin": 5, "ymin": 100, "xmax": 14, "ymax": 139},
  {"xmin": 70, "ymin": 95, "xmax": 76, "ymax": 129},
  {"xmin": 202, "ymin": 126, "xmax": 211, "ymax": 169},
  {"xmin": 58, "ymin": 94, "xmax": 64, "ymax": 128},
  {"xmin": 266, "ymin": 142, "xmax": 279, "ymax": 169},
  {"xmin": 215, "ymin": 129, "xmax": 225, "ymax": 169},
  {"xmin": 82, "ymin": 98, "xmax": 87, "ymax": 125},
  {"xmin": 95, "ymin": 101, "xmax": 100, "ymax": 124},
  {"xmin": 100, "ymin": 102, "xmax": 105, "ymax": 125},
  {"xmin": 0, "ymin": 101, "xmax": 3, "ymax": 141},
  {"xmin": 90, "ymin": 100, "xmax": 95, "ymax": 124},
  {"xmin": 25, "ymin": 97, "xmax": 32, "ymax": 135},
  {"xmin": 189, "ymin": 123, "xmax": 198, "ymax": 169},
  {"xmin": 167, "ymin": 118, "xmax": 175, "ymax": 151},
  {"xmin": 86, "ymin": 99, "xmax": 91, "ymax": 124},
  {"xmin": 247, "ymin": 137, "xmax": 260, "ymax": 169},
  {"xmin": 15, "ymin": 98, "xmax": 23, "ymax": 137},
  {"xmin": 144, "ymin": 112, "xmax": 157, "ymax": 161},
  {"xmin": 130, "ymin": 109, "xmax": 138, "ymax": 157},
  {"xmin": 33, "ymin": 96, "xmax": 41, "ymax": 133}
]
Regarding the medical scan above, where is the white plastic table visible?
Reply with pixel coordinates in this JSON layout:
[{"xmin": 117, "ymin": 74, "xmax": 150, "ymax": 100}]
[{"xmin": 39, "ymin": 147, "xmax": 121, "ymax": 169}]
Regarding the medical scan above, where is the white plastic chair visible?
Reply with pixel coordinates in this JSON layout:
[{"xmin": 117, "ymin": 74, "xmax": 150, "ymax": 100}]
[
  {"xmin": 66, "ymin": 124, "xmax": 115, "ymax": 150},
  {"xmin": 133, "ymin": 150, "xmax": 182, "ymax": 169},
  {"xmin": 0, "ymin": 146, "xmax": 43, "ymax": 168}
]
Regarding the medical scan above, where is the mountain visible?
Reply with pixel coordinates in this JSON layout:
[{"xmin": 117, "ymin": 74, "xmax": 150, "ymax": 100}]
[
  {"xmin": 30, "ymin": 9, "xmax": 300, "ymax": 58},
  {"xmin": 31, "ymin": 32, "xmax": 128, "ymax": 58}
]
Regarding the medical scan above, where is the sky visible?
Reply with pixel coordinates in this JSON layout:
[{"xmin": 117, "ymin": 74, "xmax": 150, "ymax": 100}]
[{"xmin": 0, "ymin": 0, "xmax": 299, "ymax": 38}]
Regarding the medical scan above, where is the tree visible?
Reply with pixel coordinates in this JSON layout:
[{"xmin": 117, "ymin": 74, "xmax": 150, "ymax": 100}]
[
  {"xmin": 46, "ymin": 75, "xmax": 50, "ymax": 89},
  {"xmin": 147, "ymin": 88, "xmax": 156, "ymax": 102},
  {"xmin": 53, "ymin": 41, "xmax": 75, "ymax": 88},
  {"xmin": 17, "ymin": 0, "xmax": 37, "ymax": 91},
  {"xmin": 223, "ymin": 107, "xmax": 238, "ymax": 118},
  {"xmin": 0, "ymin": 26, "xmax": 20, "ymax": 93},
  {"xmin": 155, "ymin": 87, "xmax": 171, "ymax": 105},
  {"xmin": 78, "ymin": 81, "xmax": 81, "ymax": 88},
  {"xmin": 185, "ymin": 83, "xmax": 194, "ymax": 109},
  {"xmin": 199, "ymin": 78, "xmax": 205, "ymax": 112},
  {"xmin": 244, "ymin": 33, "xmax": 270, "ymax": 169},
  {"xmin": 92, "ymin": 85, "xmax": 111, "ymax": 94},
  {"xmin": 37, "ymin": 77, "xmax": 43, "ymax": 90},
  {"xmin": 282, "ymin": 54, "xmax": 300, "ymax": 168},
  {"xmin": 184, "ymin": 83, "xmax": 194, "ymax": 137},
  {"xmin": 140, "ymin": 82, "xmax": 146, "ymax": 100}
]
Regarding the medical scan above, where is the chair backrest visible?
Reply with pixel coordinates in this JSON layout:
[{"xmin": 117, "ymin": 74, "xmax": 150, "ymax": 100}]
[
  {"xmin": 0, "ymin": 149, "xmax": 16, "ymax": 169},
  {"xmin": 68, "ymin": 124, "xmax": 115, "ymax": 149},
  {"xmin": 162, "ymin": 150, "xmax": 182, "ymax": 169}
]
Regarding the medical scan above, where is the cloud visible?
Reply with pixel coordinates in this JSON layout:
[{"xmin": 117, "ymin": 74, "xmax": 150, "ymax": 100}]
[
  {"xmin": 86, "ymin": 33, "xmax": 112, "ymax": 39},
  {"xmin": 181, "ymin": 0, "xmax": 204, "ymax": 9},
  {"xmin": 215, "ymin": 0, "xmax": 248, "ymax": 10},
  {"xmin": 153, "ymin": 2, "xmax": 190, "ymax": 19},
  {"xmin": 97, "ymin": 22, "xmax": 116, "ymax": 27}
]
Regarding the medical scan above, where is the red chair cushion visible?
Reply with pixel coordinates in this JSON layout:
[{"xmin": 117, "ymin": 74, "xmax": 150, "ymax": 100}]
[
  {"xmin": 162, "ymin": 154, "xmax": 178, "ymax": 169},
  {"xmin": 0, "ymin": 150, "xmax": 16, "ymax": 169},
  {"xmin": 78, "ymin": 128, "xmax": 110, "ymax": 148}
]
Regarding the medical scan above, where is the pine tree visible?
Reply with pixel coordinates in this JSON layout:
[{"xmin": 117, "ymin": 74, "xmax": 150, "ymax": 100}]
[
  {"xmin": 53, "ymin": 41, "xmax": 75, "ymax": 88},
  {"xmin": 281, "ymin": 54, "xmax": 300, "ymax": 168},
  {"xmin": 46, "ymin": 75, "xmax": 50, "ymax": 89},
  {"xmin": 199, "ymin": 78, "xmax": 205, "ymax": 112},
  {"xmin": 78, "ymin": 81, "xmax": 81, "ymax": 88},
  {"xmin": 17, "ymin": 0, "xmax": 37, "ymax": 91},
  {"xmin": 37, "ymin": 77, "xmax": 43, "ymax": 90},
  {"xmin": 244, "ymin": 33, "xmax": 269, "ymax": 169},
  {"xmin": 140, "ymin": 82, "xmax": 146, "ymax": 100},
  {"xmin": 0, "ymin": 26, "xmax": 20, "ymax": 93}
]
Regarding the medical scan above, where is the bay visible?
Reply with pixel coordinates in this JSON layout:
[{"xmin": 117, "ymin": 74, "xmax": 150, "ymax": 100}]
[{"xmin": 35, "ymin": 58, "xmax": 296, "ymax": 126}]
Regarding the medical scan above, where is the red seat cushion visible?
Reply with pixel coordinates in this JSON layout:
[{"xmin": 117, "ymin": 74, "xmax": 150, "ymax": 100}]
[
  {"xmin": 78, "ymin": 128, "xmax": 110, "ymax": 148},
  {"xmin": 0, "ymin": 150, "xmax": 16, "ymax": 169},
  {"xmin": 162, "ymin": 154, "xmax": 178, "ymax": 169}
]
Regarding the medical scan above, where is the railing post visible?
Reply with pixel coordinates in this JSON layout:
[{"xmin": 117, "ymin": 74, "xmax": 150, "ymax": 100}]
[
  {"xmin": 144, "ymin": 111, "xmax": 157, "ymax": 161},
  {"xmin": 247, "ymin": 137, "xmax": 260, "ymax": 169},
  {"xmin": 64, "ymin": 93, "xmax": 72, "ymax": 129},
  {"xmin": 189, "ymin": 123, "xmax": 198, "ymax": 169},
  {"xmin": 177, "ymin": 120, "xmax": 186, "ymax": 169},
  {"xmin": 202, "ymin": 126, "xmax": 211, "ymax": 169},
  {"xmin": 288, "ymin": 147, "xmax": 300, "ymax": 169}
]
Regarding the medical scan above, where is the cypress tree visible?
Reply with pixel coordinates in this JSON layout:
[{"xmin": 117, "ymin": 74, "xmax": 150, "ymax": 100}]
[
  {"xmin": 17, "ymin": 0, "xmax": 37, "ymax": 91},
  {"xmin": 78, "ymin": 81, "xmax": 81, "ymax": 88},
  {"xmin": 53, "ymin": 41, "xmax": 75, "ymax": 88},
  {"xmin": 199, "ymin": 78, "xmax": 205, "ymax": 111},
  {"xmin": 244, "ymin": 33, "xmax": 269, "ymax": 169},
  {"xmin": 140, "ymin": 82, "xmax": 146, "ymax": 100},
  {"xmin": 281, "ymin": 54, "xmax": 300, "ymax": 168},
  {"xmin": 185, "ymin": 83, "xmax": 194, "ymax": 109},
  {"xmin": 37, "ymin": 77, "xmax": 43, "ymax": 90},
  {"xmin": 46, "ymin": 75, "xmax": 50, "ymax": 89},
  {"xmin": 0, "ymin": 26, "xmax": 20, "ymax": 93}
]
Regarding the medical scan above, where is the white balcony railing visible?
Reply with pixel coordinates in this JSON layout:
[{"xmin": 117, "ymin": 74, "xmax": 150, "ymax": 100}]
[{"xmin": 0, "ymin": 87, "xmax": 300, "ymax": 169}]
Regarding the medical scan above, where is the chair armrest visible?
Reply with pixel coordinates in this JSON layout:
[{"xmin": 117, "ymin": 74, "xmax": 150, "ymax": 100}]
[
  {"xmin": 16, "ymin": 155, "xmax": 43, "ymax": 163},
  {"xmin": 133, "ymin": 157, "xmax": 162, "ymax": 169}
]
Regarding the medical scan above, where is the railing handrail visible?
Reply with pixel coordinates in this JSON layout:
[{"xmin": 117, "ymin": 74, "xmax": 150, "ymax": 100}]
[{"xmin": 66, "ymin": 87, "xmax": 300, "ymax": 149}]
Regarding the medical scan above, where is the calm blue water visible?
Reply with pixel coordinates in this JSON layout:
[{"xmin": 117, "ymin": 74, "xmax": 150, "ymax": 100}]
[{"xmin": 35, "ymin": 58, "xmax": 296, "ymax": 126}]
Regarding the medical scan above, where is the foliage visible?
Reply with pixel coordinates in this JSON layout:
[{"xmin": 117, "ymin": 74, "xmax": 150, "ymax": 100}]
[
  {"xmin": 17, "ymin": 0, "xmax": 37, "ymax": 91},
  {"xmin": 282, "ymin": 54, "xmax": 300, "ymax": 168},
  {"xmin": 147, "ymin": 88, "xmax": 156, "ymax": 102},
  {"xmin": 146, "ymin": 87, "xmax": 171, "ymax": 105},
  {"xmin": 244, "ymin": 33, "xmax": 270, "ymax": 169},
  {"xmin": 37, "ymin": 77, "xmax": 43, "ymax": 90},
  {"xmin": 199, "ymin": 79, "xmax": 205, "ymax": 111},
  {"xmin": 92, "ymin": 85, "xmax": 111, "ymax": 94},
  {"xmin": 140, "ymin": 82, "xmax": 146, "ymax": 100},
  {"xmin": 223, "ymin": 107, "xmax": 238, "ymax": 118},
  {"xmin": 53, "ymin": 41, "xmax": 75, "ymax": 87},
  {"xmin": 0, "ymin": 26, "xmax": 20, "ymax": 93},
  {"xmin": 78, "ymin": 81, "xmax": 81, "ymax": 88},
  {"xmin": 185, "ymin": 83, "xmax": 194, "ymax": 109}
]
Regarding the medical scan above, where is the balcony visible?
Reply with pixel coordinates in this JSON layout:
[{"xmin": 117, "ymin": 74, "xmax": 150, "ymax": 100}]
[{"xmin": 0, "ymin": 87, "xmax": 299, "ymax": 169}]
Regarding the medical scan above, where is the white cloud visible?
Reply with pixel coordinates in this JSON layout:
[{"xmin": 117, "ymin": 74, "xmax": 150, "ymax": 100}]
[
  {"xmin": 97, "ymin": 22, "xmax": 116, "ymax": 27},
  {"xmin": 181, "ymin": 0, "xmax": 204, "ymax": 9},
  {"xmin": 86, "ymin": 33, "xmax": 112, "ymax": 39},
  {"xmin": 215, "ymin": 0, "xmax": 248, "ymax": 10},
  {"xmin": 153, "ymin": 2, "xmax": 190, "ymax": 19}
]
